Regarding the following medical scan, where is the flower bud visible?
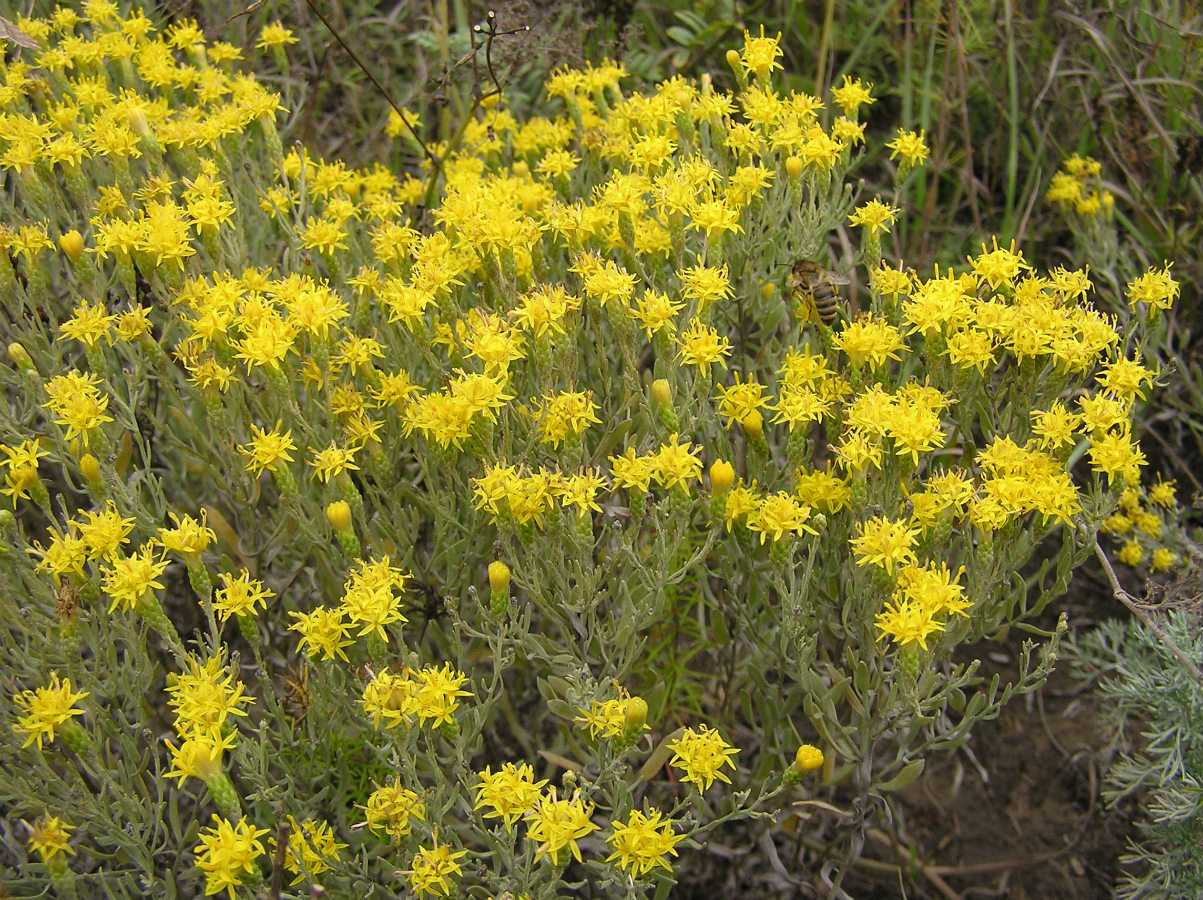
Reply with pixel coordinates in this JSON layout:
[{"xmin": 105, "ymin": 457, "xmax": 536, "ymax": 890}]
[
  {"xmin": 623, "ymin": 695, "xmax": 648, "ymax": 732},
  {"xmin": 58, "ymin": 230, "xmax": 85, "ymax": 262},
  {"xmin": 725, "ymin": 49, "xmax": 742, "ymax": 74},
  {"xmin": 326, "ymin": 500, "xmax": 353, "ymax": 534},
  {"xmin": 326, "ymin": 500, "xmax": 360, "ymax": 556},
  {"xmin": 740, "ymin": 409, "xmax": 764, "ymax": 440},
  {"xmin": 79, "ymin": 453, "xmax": 101, "ymax": 484},
  {"xmin": 651, "ymin": 378, "xmax": 672, "ymax": 407},
  {"xmin": 7, "ymin": 342, "xmax": 35, "ymax": 372},
  {"xmin": 488, "ymin": 560, "xmax": 510, "ymax": 592},
  {"xmin": 793, "ymin": 744, "xmax": 824, "ymax": 772},
  {"xmin": 785, "ymin": 156, "xmax": 804, "ymax": 180},
  {"xmin": 488, "ymin": 560, "xmax": 511, "ymax": 616},
  {"xmin": 126, "ymin": 105, "xmax": 151, "ymax": 138},
  {"xmin": 783, "ymin": 743, "xmax": 826, "ymax": 786},
  {"xmin": 709, "ymin": 459, "xmax": 735, "ymax": 495}
]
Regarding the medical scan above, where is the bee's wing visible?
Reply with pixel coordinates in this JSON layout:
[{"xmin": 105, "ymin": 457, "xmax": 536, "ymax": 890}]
[{"xmin": 824, "ymin": 270, "xmax": 852, "ymax": 285}]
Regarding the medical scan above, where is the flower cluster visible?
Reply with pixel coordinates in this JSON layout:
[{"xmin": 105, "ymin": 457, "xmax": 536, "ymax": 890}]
[{"xmin": 0, "ymin": 9, "xmax": 1176, "ymax": 899}]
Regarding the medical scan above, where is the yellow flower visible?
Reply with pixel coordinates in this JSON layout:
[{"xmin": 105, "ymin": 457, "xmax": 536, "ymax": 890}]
[
  {"xmin": 59, "ymin": 300, "xmax": 113, "ymax": 347},
  {"xmin": 308, "ymin": 442, "xmax": 359, "ymax": 483},
  {"xmin": 363, "ymin": 777, "xmax": 426, "ymax": 840},
  {"xmin": 76, "ymin": 501, "xmax": 135, "ymax": 561},
  {"xmin": 677, "ymin": 317, "xmax": 731, "ymax": 369},
  {"xmin": 832, "ymin": 317, "xmax": 906, "ymax": 369},
  {"xmin": 831, "ymin": 75, "xmax": 874, "ymax": 117},
  {"xmin": 41, "ymin": 370, "xmax": 114, "ymax": 447},
  {"xmin": 13, "ymin": 673, "xmax": 89, "ymax": 750},
  {"xmin": 650, "ymin": 434, "xmax": 703, "ymax": 491},
  {"xmin": 193, "ymin": 815, "xmax": 269, "ymax": 899},
  {"xmin": 100, "ymin": 543, "xmax": 170, "ymax": 614},
  {"xmin": 848, "ymin": 199, "xmax": 899, "ymax": 236},
  {"xmin": 678, "ymin": 263, "xmax": 733, "ymax": 307},
  {"xmin": 405, "ymin": 833, "xmax": 468, "ymax": 898},
  {"xmin": 793, "ymin": 744, "xmax": 825, "ymax": 772},
  {"xmin": 747, "ymin": 492, "xmax": 819, "ymax": 544},
  {"xmin": 413, "ymin": 662, "xmax": 472, "ymax": 727},
  {"xmin": 166, "ymin": 654, "xmax": 254, "ymax": 741},
  {"xmin": 851, "ymin": 515, "xmax": 919, "ymax": 574},
  {"xmin": 273, "ymin": 816, "xmax": 346, "ymax": 886},
  {"xmin": 24, "ymin": 814, "xmax": 76, "ymax": 864},
  {"xmin": 970, "ymin": 236, "xmax": 1030, "ymax": 289},
  {"xmin": 667, "ymin": 724, "xmax": 739, "ymax": 790},
  {"xmin": 291, "ymin": 606, "xmax": 354, "ymax": 662},
  {"xmin": 237, "ymin": 422, "xmax": 296, "ymax": 475},
  {"xmin": 1126, "ymin": 263, "xmax": 1179, "ymax": 310},
  {"xmin": 213, "ymin": 570, "xmax": 274, "ymax": 624},
  {"xmin": 525, "ymin": 788, "xmax": 599, "ymax": 865},
  {"xmin": 874, "ymin": 597, "xmax": 944, "ymax": 649},
  {"xmin": 606, "ymin": 808, "xmax": 683, "ymax": 876},
  {"xmin": 474, "ymin": 762, "xmax": 548, "ymax": 830},
  {"xmin": 739, "ymin": 25, "xmax": 784, "ymax": 81},
  {"xmin": 256, "ymin": 22, "xmax": 298, "ymax": 50},
  {"xmin": 886, "ymin": 128, "xmax": 930, "ymax": 168},
  {"xmin": 534, "ymin": 390, "xmax": 600, "ymax": 448},
  {"xmin": 164, "ymin": 732, "xmax": 233, "ymax": 785},
  {"xmin": 158, "ymin": 511, "xmax": 216, "ymax": 557}
]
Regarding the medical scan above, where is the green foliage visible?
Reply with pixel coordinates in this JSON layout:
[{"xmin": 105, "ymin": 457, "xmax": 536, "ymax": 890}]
[
  {"xmin": 0, "ymin": 3, "xmax": 1187, "ymax": 899},
  {"xmin": 1068, "ymin": 610, "xmax": 1203, "ymax": 900}
]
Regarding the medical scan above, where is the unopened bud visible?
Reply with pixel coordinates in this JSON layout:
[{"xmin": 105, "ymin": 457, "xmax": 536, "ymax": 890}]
[
  {"xmin": 740, "ymin": 409, "xmax": 764, "ymax": 440},
  {"xmin": 783, "ymin": 743, "xmax": 826, "ymax": 786},
  {"xmin": 785, "ymin": 156, "xmax": 804, "ymax": 180},
  {"xmin": 8, "ymin": 342, "xmax": 35, "ymax": 372},
  {"xmin": 77, "ymin": 454, "xmax": 99, "ymax": 481},
  {"xmin": 488, "ymin": 560, "xmax": 511, "ymax": 615},
  {"xmin": 326, "ymin": 500, "xmax": 360, "ymax": 556},
  {"xmin": 126, "ymin": 105, "xmax": 151, "ymax": 138},
  {"xmin": 709, "ymin": 459, "xmax": 735, "ymax": 495},
  {"xmin": 59, "ymin": 230, "xmax": 85, "ymax": 262},
  {"xmin": 793, "ymin": 744, "xmax": 824, "ymax": 772},
  {"xmin": 326, "ymin": 500, "xmax": 353, "ymax": 534},
  {"xmin": 623, "ymin": 696, "xmax": 648, "ymax": 732},
  {"xmin": 488, "ymin": 560, "xmax": 510, "ymax": 592},
  {"xmin": 651, "ymin": 378, "xmax": 672, "ymax": 407}
]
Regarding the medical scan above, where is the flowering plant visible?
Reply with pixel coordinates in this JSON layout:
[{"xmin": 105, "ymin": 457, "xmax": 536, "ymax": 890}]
[{"xmin": 0, "ymin": 5, "xmax": 1177, "ymax": 898}]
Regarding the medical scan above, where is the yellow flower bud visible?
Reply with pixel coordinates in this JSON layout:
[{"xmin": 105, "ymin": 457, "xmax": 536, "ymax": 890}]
[
  {"xmin": 58, "ymin": 230, "xmax": 85, "ymax": 263},
  {"xmin": 760, "ymin": 281, "xmax": 776, "ymax": 301},
  {"xmin": 709, "ymin": 459, "xmax": 735, "ymax": 495},
  {"xmin": 651, "ymin": 378, "xmax": 672, "ymax": 408},
  {"xmin": 512, "ymin": 159, "xmax": 529, "ymax": 177},
  {"xmin": 623, "ymin": 696, "xmax": 648, "ymax": 732},
  {"xmin": 79, "ymin": 453, "xmax": 101, "ymax": 484},
  {"xmin": 326, "ymin": 500, "xmax": 353, "ymax": 534},
  {"xmin": 793, "ymin": 744, "xmax": 824, "ymax": 772},
  {"xmin": 725, "ymin": 49, "xmax": 742, "ymax": 74},
  {"xmin": 740, "ymin": 408, "xmax": 764, "ymax": 440},
  {"xmin": 785, "ymin": 156, "xmax": 804, "ymax": 180},
  {"xmin": 126, "ymin": 105, "xmax": 151, "ymax": 138},
  {"xmin": 488, "ymin": 560, "xmax": 511, "ymax": 592},
  {"xmin": 7, "ymin": 342, "xmax": 35, "ymax": 372},
  {"xmin": 488, "ymin": 560, "xmax": 511, "ymax": 616}
]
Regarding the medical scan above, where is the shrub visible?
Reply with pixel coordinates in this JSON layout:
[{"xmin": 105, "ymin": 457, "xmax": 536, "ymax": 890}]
[{"xmin": 0, "ymin": 5, "xmax": 1178, "ymax": 897}]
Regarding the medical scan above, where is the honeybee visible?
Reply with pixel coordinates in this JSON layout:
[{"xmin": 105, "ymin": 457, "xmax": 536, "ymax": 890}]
[{"xmin": 789, "ymin": 260, "xmax": 851, "ymax": 327}]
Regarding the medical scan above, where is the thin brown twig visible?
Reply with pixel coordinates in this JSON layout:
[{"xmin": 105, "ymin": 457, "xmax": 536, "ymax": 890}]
[{"xmin": 1093, "ymin": 540, "xmax": 1203, "ymax": 685}]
